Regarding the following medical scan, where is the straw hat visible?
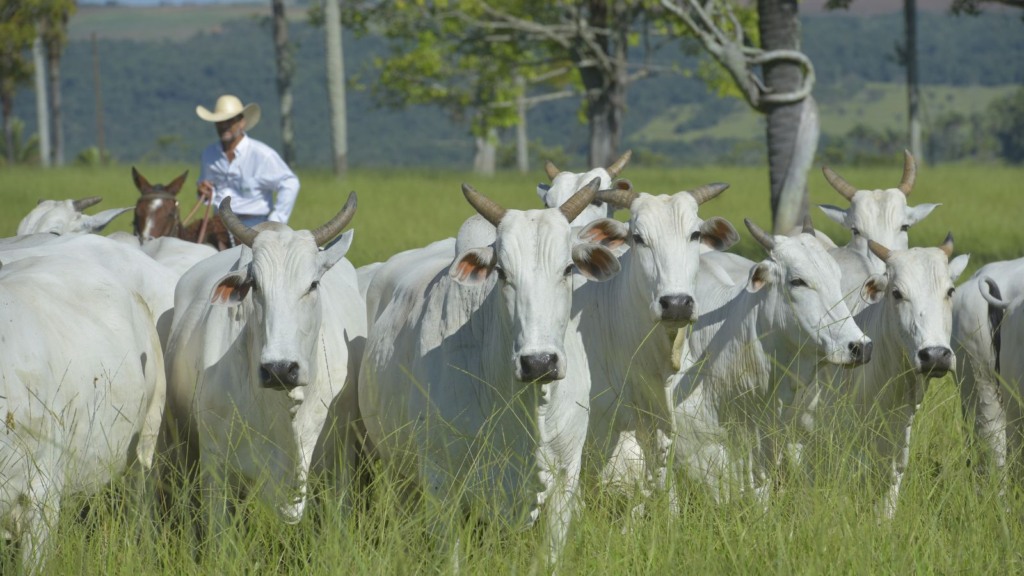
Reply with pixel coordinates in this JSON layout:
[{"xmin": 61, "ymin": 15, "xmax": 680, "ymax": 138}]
[{"xmin": 195, "ymin": 94, "xmax": 261, "ymax": 131}]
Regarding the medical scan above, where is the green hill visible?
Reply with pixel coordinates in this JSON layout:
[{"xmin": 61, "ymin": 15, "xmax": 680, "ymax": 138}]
[{"xmin": 9, "ymin": 5, "xmax": 1023, "ymax": 169}]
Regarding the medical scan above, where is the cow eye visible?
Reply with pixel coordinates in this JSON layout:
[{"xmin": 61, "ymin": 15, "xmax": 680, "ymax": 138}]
[
  {"xmin": 947, "ymin": 287, "xmax": 955, "ymax": 298},
  {"xmin": 563, "ymin": 264, "xmax": 574, "ymax": 277},
  {"xmin": 495, "ymin": 267, "xmax": 507, "ymax": 281},
  {"xmin": 790, "ymin": 278, "xmax": 807, "ymax": 288},
  {"xmin": 632, "ymin": 234, "xmax": 645, "ymax": 246},
  {"xmin": 851, "ymin": 227, "xmax": 861, "ymax": 236},
  {"xmin": 309, "ymin": 280, "xmax": 320, "ymax": 293},
  {"xmin": 892, "ymin": 288, "xmax": 904, "ymax": 300},
  {"xmin": 900, "ymin": 224, "xmax": 910, "ymax": 232},
  {"xmin": 690, "ymin": 231, "xmax": 702, "ymax": 242}
]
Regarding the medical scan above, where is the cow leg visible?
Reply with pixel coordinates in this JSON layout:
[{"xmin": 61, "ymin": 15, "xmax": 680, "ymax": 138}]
[
  {"xmin": 542, "ymin": 460, "xmax": 582, "ymax": 571},
  {"xmin": 199, "ymin": 450, "xmax": 234, "ymax": 545},
  {"xmin": 882, "ymin": 409, "xmax": 917, "ymax": 520},
  {"xmin": 18, "ymin": 478, "xmax": 61, "ymax": 575}
]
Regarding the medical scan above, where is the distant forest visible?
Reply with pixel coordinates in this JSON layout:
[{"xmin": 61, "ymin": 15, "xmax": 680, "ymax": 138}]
[{"xmin": 10, "ymin": 8, "xmax": 1024, "ymax": 169}]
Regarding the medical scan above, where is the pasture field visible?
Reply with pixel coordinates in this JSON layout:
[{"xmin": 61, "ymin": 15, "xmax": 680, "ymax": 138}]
[{"xmin": 0, "ymin": 163, "xmax": 1023, "ymax": 574}]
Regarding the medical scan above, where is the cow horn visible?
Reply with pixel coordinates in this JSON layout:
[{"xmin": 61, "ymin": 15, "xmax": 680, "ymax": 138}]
[
  {"xmin": 744, "ymin": 218, "xmax": 776, "ymax": 251},
  {"xmin": 822, "ymin": 166, "xmax": 858, "ymax": 201},
  {"xmin": 218, "ymin": 197, "xmax": 259, "ymax": 247},
  {"xmin": 606, "ymin": 149, "xmax": 632, "ymax": 178},
  {"xmin": 311, "ymin": 191, "xmax": 358, "ymax": 247},
  {"xmin": 544, "ymin": 160, "xmax": 561, "ymax": 181},
  {"xmin": 560, "ymin": 177, "xmax": 600, "ymax": 222},
  {"xmin": 939, "ymin": 231, "xmax": 954, "ymax": 258},
  {"xmin": 689, "ymin": 182, "xmax": 730, "ymax": 206},
  {"xmin": 802, "ymin": 214, "xmax": 815, "ymax": 234},
  {"xmin": 462, "ymin": 183, "xmax": 507, "ymax": 227},
  {"xmin": 595, "ymin": 179, "xmax": 638, "ymax": 209},
  {"xmin": 73, "ymin": 196, "xmax": 103, "ymax": 211},
  {"xmin": 867, "ymin": 239, "xmax": 892, "ymax": 262},
  {"xmin": 898, "ymin": 149, "xmax": 916, "ymax": 196}
]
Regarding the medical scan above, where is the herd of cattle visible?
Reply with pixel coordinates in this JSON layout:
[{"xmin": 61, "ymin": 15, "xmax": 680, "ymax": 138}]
[{"xmin": 1, "ymin": 151, "xmax": 1021, "ymax": 571}]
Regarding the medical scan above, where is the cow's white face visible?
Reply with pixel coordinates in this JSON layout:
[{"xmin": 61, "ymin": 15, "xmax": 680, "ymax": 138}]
[
  {"xmin": 17, "ymin": 200, "xmax": 130, "ymax": 236},
  {"xmin": 211, "ymin": 226, "xmax": 354, "ymax": 390},
  {"xmin": 819, "ymin": 188, "xmax": 939, "ymax": 273},
  {"xmin": 748, "ymin": 234, "xmax": 872, "ymax": 366},
  {"xmin": 537, "ymin": 167, "xmax": 613, "ymax": 227},
  {"xmin": 451, "ymin": 209, "xmax": 620, "ymax": 383},
  {"xmin": 862, "ymin": 246, "xmax": 969, "ymax": 377},
  {"xmin": 622, "ymin": 192, "xmax": 738, "ymax": 325}
]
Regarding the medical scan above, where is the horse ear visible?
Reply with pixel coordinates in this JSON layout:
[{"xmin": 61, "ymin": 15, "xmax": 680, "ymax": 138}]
[
  {"xmin": 166, "ymin": 170, "xmax": 190, "ymax": 196},
  {"xmin": 131, "ymin": 166, "xmax": 151, "ymax": 194}
]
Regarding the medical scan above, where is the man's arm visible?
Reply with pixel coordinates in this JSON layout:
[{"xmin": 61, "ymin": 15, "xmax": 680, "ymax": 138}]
[{"xmin": 267, "ymin": 158, "xmax": 299, "ymax": 224}]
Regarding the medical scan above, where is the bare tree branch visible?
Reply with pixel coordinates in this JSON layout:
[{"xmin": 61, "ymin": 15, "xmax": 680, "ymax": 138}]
[{"xmin": 659, "ymin": 0, "xmax": 815, "ymax": 111}]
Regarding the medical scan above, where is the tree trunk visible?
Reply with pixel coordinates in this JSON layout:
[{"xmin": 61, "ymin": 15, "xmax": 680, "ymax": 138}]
[
  {"xmin": 905, "ymin": 0, "xmax": 923, "ymax": 163},
  {"xmin": 32, "ymin": 29, "xmax": 51, "ymax": 168},
  {"xmin": 515, "ymin": 75, "xmax": 528, "ymax": 173},
  {"xmin": 46, "ymin": 34, "xmax": 63, "ymax": 166},
  {"xmin": 758, "ymin": 0, "xmax": 814, "ymax": 234},
  {"xmin": 323, "ymin": 0, "xmax": 348, "ymax": 175},
  {"xmin": 271, "ymin": 0, "xmax": 295, "ymax": 165},
  {"xmin": 473, "ymin": 127, "xmax": 497, "ymax": 175},
  {"xmin": 2, "ymin": 90, "xmax": 13, "ymax": 165},
  {"xmin": 574, "ymin": 1, "xmax": 625, "ymax": 168}
]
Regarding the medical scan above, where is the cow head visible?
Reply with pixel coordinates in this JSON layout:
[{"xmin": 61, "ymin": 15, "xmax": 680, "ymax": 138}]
[
  {"xmin": 16, "ymin": 196, "xmax": 131, "ymax": 236},
  {"xmin": 131, "ymin": 166, "xmax": 189, "ymax": 243},
  {"xmin": 745, "ymin": 218, "xmax": 872, "ymax": 367},
  {"xmin": 818, "ymin": 150, "xmax": 939, "ymax": 274},
  {"xmin": 450, "ymin": 178, "xmax": 621, "ymax": 383},
  {"xmin": 210, "ymin": 193, "xmax": 357, "ymax": 391},
  {"xmin": 860, "ymin": 234, "xmax": 969, "ymax": 378},
  {"xmin": 579, "ymin": 179, "xmax": 738, "ymax": 326},
  {"xmin": 535, "ymin": 150, "xmax": 632, "ymax": 227}
]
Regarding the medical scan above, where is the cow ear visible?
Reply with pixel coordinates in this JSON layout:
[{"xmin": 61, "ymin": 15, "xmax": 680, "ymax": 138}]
[
  {"xmin": 948, "ymin": 254, "xmax": 970, "ymax": 283},
  {"xmin": 211, "ymin": 271, "xmax": 252, "ymax": 306},
  {"xmin": 450, "ymin": 247, "xmax": 496, "ymax": 285},
  {"xmin": 319, "ymin": 229, "xmax": 354, "ymax": 272},
  {"xmin": 572, "ymin": 243, "xmax": 621, "ymax": 282},
  {"xmin": 75, "ymin": 207, "xmax": 132, "ymax": 233},
  {"xmin": 536, "ymin": 183, "xmax": 552, "ymax": 205},
  {"xmin": 861, "ymin": 273, "xmax": 887, "ymax": 305},
  {"xmin": 578, "ymin": 218, "xmax": 629, "ymax": 255},
  {"xmin": 746, "ymin": 262, "xmax": 773, "ymax": 293},
  {"xmin": 700, "ymin": 217, "xmax": 740, "ymax": 251},
  {"xmin": 906, "ymin": 203, "xmax": 940, "ymax": 225},
  {"xmin": 817, "ymin": 204, "xmax": 848, "ymax": 226}
]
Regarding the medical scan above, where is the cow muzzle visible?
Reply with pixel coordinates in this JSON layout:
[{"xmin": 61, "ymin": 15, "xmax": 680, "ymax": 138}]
[
  {"xmin": 916, "ymin": 346, "xmax": 953, "ymax": 378},
  {"xmin": 847, "ymin": 339, "xmax": 873, "ymax": 366},
  {"xmin": 659, "ymin": 294, "xmax": 696, "ymax": 323},
  {"xmin": 260, "ymin": 360, "xmax": 302, "ymax": 390},
  {"xmin": 518, "ymin": 352, "xmax": 563, "ymax": 383}
]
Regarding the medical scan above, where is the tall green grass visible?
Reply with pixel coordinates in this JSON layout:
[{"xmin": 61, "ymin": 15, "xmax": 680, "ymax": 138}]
[{"xmin": 0, "ymin": 163, "xmax": 1022, "ymax": 573}]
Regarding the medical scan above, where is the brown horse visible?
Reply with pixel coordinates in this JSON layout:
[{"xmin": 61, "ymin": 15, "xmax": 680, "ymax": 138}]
[{"xmin": 131, "ymin": 166, "xmax": 235, "ymax": 251}]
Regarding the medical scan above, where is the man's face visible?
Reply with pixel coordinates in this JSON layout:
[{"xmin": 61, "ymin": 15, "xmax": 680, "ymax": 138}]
[{"xmin": 215, "ymin": 114, "xmax": 245, "ymax": 145}]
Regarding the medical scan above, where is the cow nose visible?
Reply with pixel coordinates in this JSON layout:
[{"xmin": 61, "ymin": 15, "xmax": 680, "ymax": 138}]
[
  {"xmin": 659, "ymin": 294, "xmax": 695, "ymax": 322},
  {"xmin": 519, "ymin": 353, "xmax": 559, "ymax": 382},
  {"xmin": 848, "ymin": 339, "xmax": 873, "ymax": 365},
  {"xmin": 260, "ymin": 361, "xmax": 301, "ymax": 390},
  {"xmin": 917, "ymin": 347, "xmax": 953, "ymax": 377}
]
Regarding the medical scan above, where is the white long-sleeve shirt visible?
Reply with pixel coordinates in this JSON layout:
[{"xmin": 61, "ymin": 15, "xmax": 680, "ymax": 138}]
[{"xmin": 198, "ymin": 135, "xmax": 299, "ymax": 224}]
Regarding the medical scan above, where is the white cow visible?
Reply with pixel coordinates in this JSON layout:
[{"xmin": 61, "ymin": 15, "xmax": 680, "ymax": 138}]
[
  {"xmin": 817, "ymin": 150, "xmax": 940, "ymax": 311},
  {"xmin": 0, "ymin": 253, "xmax": 164, "ymax": 572},
  {"xmin": 803, "ymin": 236, "xmax": 968, "ymax": 517},
  {"xmin": 162, "ymin": 194, "xmax": 365, "ymax": 535},
  {"xmin": 568, "ymin": 180, "xmax": 740, "ymax": 501},
  {"xmin": 16, "ymin": 196, "xmax": 131, "ymax": 236},
  {"xmin": 672, "ymin": 219, "xmax": 871, "ymax": 502},
  {"xmin": 537, "ymin": 150, "xmax": 630, "ymax": 225},
  {"xmin": 359, "ymin": 180, "xmax": 621, "ymax": 568},
  {"xmin": 962, "ymin": 266, "xmax": 1024, "ymax": 485}
]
